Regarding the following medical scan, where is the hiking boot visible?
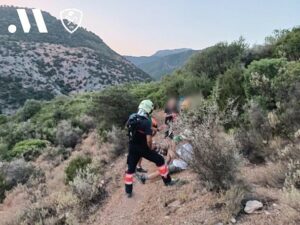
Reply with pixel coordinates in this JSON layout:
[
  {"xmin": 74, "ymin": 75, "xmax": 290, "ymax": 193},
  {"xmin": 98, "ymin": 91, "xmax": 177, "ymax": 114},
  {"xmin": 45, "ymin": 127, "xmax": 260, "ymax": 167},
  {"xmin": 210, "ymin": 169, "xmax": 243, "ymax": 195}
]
[
  {"xmin": 136, "ymin": 173, "xmax": 146, "ymax": 184},
  {"xmin": 166, "ymin": 178, "xmax": 179, "ymax": 186},
  {"xmin": 126, "ymin": 192, "xmax": 133, "ymax": 198},
  {"xmin": 136, "ymin": 167, "xmax": 148, "ymax": 173}
]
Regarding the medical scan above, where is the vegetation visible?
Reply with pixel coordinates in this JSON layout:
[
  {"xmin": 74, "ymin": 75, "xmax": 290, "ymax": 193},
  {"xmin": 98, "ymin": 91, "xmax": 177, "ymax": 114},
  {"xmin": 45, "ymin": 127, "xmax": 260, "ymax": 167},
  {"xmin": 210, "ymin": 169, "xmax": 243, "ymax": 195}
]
[
  {"xmin": 10, "ymin": 139, "xmax": 48, "ymax": 160},
  {"xmin": 65, "ymin": 156, "xmax": 92, "ymax": 183}
]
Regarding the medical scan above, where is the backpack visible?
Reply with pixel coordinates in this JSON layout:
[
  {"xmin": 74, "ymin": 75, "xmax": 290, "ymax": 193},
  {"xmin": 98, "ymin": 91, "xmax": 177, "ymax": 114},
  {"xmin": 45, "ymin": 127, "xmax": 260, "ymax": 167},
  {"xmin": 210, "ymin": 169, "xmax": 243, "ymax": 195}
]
[{"xmin": 127, "ymin": 113, "xmax": 144, "ymax": 141}]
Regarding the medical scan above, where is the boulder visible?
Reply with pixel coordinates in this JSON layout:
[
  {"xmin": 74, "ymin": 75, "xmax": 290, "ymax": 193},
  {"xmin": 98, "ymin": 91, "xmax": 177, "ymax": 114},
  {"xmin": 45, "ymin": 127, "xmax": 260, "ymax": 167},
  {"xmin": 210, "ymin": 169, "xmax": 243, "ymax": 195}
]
[{"xmin": 244, "ymin": 200, "xmax": 263, "ymax": 214}]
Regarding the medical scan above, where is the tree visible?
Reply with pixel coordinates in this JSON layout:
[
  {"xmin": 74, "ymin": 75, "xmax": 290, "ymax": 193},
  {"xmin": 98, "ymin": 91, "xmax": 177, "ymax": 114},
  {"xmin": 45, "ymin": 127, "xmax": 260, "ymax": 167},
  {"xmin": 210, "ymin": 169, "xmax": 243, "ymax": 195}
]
[{"xmin": 91, "ymin": 86, "xmax": 139, "ymax": 131}]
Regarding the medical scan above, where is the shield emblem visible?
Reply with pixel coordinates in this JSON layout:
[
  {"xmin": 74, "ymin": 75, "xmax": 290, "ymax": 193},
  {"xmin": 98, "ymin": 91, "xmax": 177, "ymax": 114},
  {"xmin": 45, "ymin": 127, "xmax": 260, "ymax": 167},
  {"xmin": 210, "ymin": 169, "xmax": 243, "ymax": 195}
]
[{"xmin": 60, "ymin": 8, "xmax": 83, "ymax": 33}]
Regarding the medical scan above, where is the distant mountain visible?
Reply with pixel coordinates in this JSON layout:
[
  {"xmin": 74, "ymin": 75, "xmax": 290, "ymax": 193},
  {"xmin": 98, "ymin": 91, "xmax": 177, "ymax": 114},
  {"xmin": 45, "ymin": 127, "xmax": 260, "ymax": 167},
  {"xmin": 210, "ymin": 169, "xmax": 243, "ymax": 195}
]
[
  {"xmin": 0, "ymin": 6, "xmax": 151, "ymax": 114},
  {"xmin": 152, "ymin": 48, "xmax": 193, "ymax": 57},
  {"xmin": 125, "ymin": 49, "xmax": 197, "ymax": 80}
]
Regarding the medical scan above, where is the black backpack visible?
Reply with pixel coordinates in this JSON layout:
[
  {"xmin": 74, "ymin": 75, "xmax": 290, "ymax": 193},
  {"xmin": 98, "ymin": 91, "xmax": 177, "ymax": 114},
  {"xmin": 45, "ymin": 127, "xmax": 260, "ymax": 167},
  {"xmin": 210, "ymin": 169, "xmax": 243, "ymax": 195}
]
[{"xmin": 127, "ymin": 113, "xmax": 144, "ymax": 141}]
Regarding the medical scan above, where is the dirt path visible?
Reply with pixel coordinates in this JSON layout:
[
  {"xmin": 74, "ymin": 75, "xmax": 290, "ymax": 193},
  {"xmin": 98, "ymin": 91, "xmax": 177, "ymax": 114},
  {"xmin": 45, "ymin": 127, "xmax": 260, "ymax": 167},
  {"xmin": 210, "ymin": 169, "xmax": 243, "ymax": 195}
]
[{"xmin": 89, "ymin": 159, "xmax": 160, "ymax": 225}]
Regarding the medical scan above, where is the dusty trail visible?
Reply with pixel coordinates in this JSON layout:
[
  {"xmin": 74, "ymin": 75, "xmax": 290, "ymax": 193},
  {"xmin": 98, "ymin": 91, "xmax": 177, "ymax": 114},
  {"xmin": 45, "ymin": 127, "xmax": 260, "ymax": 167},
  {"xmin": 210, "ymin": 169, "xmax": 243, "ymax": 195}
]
[{"xmin": 91, "ymin": 161, "xmax": 159, "ymax": 225}]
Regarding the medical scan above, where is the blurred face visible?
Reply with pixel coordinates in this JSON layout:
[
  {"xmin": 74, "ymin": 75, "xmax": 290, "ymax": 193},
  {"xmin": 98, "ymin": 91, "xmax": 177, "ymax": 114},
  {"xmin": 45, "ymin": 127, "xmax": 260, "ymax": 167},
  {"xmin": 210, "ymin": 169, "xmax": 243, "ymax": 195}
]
[{"xmin": 167, "ymin": 98, "xmax": 176, "ymax": 108}]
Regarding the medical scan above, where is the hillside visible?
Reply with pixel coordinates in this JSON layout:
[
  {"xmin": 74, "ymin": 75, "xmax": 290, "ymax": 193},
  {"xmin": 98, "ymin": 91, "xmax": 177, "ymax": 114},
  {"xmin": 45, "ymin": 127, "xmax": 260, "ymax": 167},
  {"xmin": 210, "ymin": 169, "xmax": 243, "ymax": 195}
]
[
  {"xmin": 125, "ymin": 49, "xmax": 196, "ymax": 80},
  {"xmin": 0, "ymin": 6, "xmax": 151, "ymax": 114},
  {"xmin": 0, "ymin": 27, "xmax": 300, "ymax": 225}
]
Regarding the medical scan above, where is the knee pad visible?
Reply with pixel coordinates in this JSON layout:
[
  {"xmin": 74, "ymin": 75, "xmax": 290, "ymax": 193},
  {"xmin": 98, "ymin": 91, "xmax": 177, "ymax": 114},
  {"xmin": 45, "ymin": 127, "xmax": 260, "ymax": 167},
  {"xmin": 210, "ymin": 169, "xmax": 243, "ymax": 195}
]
[
  {"xmin": 158, "ymin": 164, "xmax": 169, "ymax": 177},
  {"xmin": 124, "ymin": 173, "xmax": 134, "ymax": 185}
]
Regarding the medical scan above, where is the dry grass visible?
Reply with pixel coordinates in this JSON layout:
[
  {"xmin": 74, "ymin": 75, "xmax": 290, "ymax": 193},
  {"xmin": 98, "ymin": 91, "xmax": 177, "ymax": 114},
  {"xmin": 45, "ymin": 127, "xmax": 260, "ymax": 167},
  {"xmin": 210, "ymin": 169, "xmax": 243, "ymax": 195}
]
[
  {"xmin": 253, "ymin": 163, "xmax": 286, "ymax": 188},
  {"xmin": 222, "ymin": 180, "xmax": 251, "ymax": 222}
]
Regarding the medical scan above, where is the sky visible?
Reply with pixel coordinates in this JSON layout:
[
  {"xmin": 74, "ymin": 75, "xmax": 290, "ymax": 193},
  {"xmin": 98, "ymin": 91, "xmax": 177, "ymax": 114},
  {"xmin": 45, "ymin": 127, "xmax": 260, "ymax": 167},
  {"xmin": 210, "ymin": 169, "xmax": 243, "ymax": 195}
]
[{"xmin": 1, "ymin": 0, "xmax": 300, "ymax": 56}]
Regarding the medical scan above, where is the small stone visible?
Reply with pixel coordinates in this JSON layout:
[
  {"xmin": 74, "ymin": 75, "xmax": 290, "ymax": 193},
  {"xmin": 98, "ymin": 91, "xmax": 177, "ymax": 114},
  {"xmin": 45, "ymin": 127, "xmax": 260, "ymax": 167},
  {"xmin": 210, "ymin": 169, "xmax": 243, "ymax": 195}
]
[
  {"xmin": 265, "ymin": 211, "xmax": 271, "ymax": 215},
  {"xmin": 230, "ymin": 218, "xmax": 236, "ymax": 223},
  {"xmin": 168, "ymin": 200, "xmax": 181, "ymax": 207},
  {"xmin": 244, "ymin": 200, "xmax": 263, "ymax": 214},
  {"xmin": 294, "ymin": 129, "xmax": 300, "ymax": 139},
  {"xmin": 215, "ymin": 223, "xmax": 223, "ymax": 225}
]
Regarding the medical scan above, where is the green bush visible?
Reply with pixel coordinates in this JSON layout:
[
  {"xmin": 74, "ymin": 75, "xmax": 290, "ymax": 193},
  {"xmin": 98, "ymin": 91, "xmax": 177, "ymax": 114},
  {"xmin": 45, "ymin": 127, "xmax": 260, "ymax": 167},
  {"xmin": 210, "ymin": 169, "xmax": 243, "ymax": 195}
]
[
  {"xmin": 0, "ymin": 114, "xmax": 7, "ymax": 125},
  {"xmin": 65, "ymin": 156, "xmax": 92, "ymax": 183},
  {"xmin": 17, "ymin": 99, "xmax": 42, "ymax": 121},
  {"xmin": 10, "ymin": 139, "xmax": 48, "ymax": 160},
  {"xmin": 244, "ymin": 58, "xmax": 287, "ymax": 110},
  {"xmin": 0, "ymin": 143, "xmax": 8, "ymax": 159},
  {"xmin": 216, "ymin": 67, "xmax": 246, "ymax": 111},
  {"xmin": 91, "ymin": 86, "xmax": 139, "ymax": 131},
  {"xmin": 129, "ymin": 82, "xmax": 166, "ymax": 107},
  {"xmin": 186, "ymin": 39, "xmax": 245, "ymax": 79},
  {"xmin": 275, "ymin": 27, "xmax": 300, "ymax": 60}
]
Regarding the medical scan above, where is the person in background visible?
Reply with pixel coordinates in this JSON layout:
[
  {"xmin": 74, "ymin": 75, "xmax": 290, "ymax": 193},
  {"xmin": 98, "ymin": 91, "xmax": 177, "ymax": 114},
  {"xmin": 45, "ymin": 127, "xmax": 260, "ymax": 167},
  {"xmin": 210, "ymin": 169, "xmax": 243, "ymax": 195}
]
[
  {"xmin": 136, "ymin": 136, "xmax": 192, "ymax": 184},
  {"xmin": 164, "ymin": 98, "xmax": 179, "ymax": 139}
]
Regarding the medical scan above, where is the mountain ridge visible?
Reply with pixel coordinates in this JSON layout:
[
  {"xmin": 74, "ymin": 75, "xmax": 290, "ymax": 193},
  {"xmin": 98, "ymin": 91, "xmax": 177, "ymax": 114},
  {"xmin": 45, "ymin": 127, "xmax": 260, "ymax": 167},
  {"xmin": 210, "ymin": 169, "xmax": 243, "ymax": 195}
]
[
  {"xmin": 0, "ymin": 6, "xmax": 151, "ymax": 114},
  {"xmin": 125, "ymin": 48, "xmax": 197, "ymax": 80}
]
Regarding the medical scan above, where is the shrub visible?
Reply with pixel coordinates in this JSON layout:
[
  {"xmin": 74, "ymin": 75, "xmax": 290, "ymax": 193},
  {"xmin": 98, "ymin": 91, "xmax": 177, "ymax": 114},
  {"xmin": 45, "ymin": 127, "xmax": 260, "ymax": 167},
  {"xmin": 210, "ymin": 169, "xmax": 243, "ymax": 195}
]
[
  {"xmin": 0, "ymin": 114, "xmax": 7, "ymax": 125},
  {"xmin": 10, "ymin": 139, "xmax": 48, "ymax": 160},
  {"xmin": 282, "ymin": 160, "xmax": 300, "ymax": 212},
  {"xmin": 216, "ymin": 67, "xmax": 246, "ymax": 111},
  {"xmin": 186, "ymin": 40, "xmax": 245, "ymax": 79},
  {"xmin": 65, "ymin": 156, "xmax": 92, "ymax": 183},
  {"xmin": 0, "ymin": 159, "xmax": 35, "ymax": 191},
  {"xmin": 0, "ymin": 143, "xmax": 8, "ymax": 159},
  {"xmin": 284, "ymin": 160, "xmax": 300, "ymax": 190},
  {"xmin": 235, "ymin": 102, "xmax": 273, "ymax": 163},
  {"xmin": 91, "ymin": 86, "xmax": 139, "ymax": 131},
  {"xmin": 70, "ymin": 165, "xmax": 105, "ymax": 205},
  {"xmin": 244, "ymin": 58, "xmax": 287, "ymax": 110},
  {"xmin": 106, "ymin": 126, "xmax": 128, "ymax": 159},
  {"xmin": 18, "ymin": 99, "xmax": 42, "ymax": 121},
  {"xmin": 178, "ymin": 99, "xmax": 241, "ymax": 191},
  {"xmin": 253, "ymin": 163, "xmax": 286, "ymax": 188},
  {"xmin": 275, "ymin": 27, "xmax": 300, "ymax": 60},
  {"xmin": 272, "ymin": 62, "xmax": 300, "ymax": 135},
  {"xmin": 76, "ymin": 115, "xmax": 95, "ymax": 132},
  {"xmin": 223, "ymin": 181, "xmax": 251, "ymax": 221},
  {"xmin": 0, "ymin": 173, "xmax": 8, "ymax": 202},
  {"xmin": 56, "ymin": 120, "xmax": 82, "ymax": 148}
]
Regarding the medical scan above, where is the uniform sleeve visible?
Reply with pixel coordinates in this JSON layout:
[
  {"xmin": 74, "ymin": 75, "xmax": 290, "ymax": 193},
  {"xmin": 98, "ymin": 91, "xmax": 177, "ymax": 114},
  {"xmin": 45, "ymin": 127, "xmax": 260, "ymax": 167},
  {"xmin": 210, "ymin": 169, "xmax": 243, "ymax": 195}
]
[{"xmin": 144, "ymin": 119, "xmax": 152, "ymax": 135}]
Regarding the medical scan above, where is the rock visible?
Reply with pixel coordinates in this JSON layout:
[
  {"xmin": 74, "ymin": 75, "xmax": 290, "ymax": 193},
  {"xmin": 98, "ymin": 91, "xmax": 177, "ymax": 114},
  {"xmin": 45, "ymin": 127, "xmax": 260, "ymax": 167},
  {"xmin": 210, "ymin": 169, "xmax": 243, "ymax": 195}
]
[
  {"xmin": 265, "ymin": 211, "xmax": 271, "ymax": 215},
  {"xmin": 244, "ymin": 200, "xmax": 263, "ymax": 214},
  {"xmin": 215, "ymin": 223, "xmax": 223, "ymax": 225},
  {"xmin": 230, "ymin": 217, "xmax": 236, "ymax": 223},
  {"xmin": 168, "ymin": 200, "xmax": 181, "ymax": 207},
  {"xmin": 294, "ymin": 129, "xmax": 300, "ymax": 139}
]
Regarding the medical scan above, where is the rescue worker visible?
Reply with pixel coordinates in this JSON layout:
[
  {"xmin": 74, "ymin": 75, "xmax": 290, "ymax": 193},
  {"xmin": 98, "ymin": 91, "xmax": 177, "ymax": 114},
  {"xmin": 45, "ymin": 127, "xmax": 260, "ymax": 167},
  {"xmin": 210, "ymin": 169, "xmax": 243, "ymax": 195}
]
[
  {"xmin": 136, "ymin": 117, "xmax": 159, "ymax": 173},
  {"xmin": 124, "ymin": 100, "xmax": 174, "ymax": 198}
]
